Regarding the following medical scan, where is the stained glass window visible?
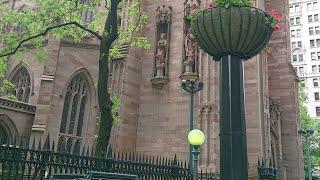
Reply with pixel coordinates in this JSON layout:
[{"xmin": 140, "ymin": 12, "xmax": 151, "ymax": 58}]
[{"xmin": 11, "ymin": 66, "xmax": 31, "ymax": 103}]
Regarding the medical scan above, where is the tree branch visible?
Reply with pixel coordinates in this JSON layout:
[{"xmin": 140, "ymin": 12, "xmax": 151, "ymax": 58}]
[
  {"xmin": 102, "ymin": 0, "xmax": 121, "ymax": 46},
  {"xmin": 0, "ymin": 21, "xmax": 102, "ymax": 58}
]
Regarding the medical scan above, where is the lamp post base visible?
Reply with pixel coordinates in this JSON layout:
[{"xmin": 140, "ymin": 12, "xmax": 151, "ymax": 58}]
[{"xmin": 220, "ymin": 55, "xmax": 248, "ymax": 179}]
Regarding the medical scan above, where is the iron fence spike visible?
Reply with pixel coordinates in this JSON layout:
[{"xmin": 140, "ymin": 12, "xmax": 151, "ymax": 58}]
[
  {"xmin": 81, "ymin": 146, "xmax": 85, "ymax": 155},
  {"xmin": 90, "ymin": 146, "xmax": 94, "ymax": 157},
  {"xmin": 43, "ymin": 134, "xmax": 50, "ymax": 150},
  {"xmin": 31, "ymin": 137, "xmax": 36, "ymax": 150},
  {"xmin": 37, "ymin": 138, "xmax": 42, "ymax": 151},
  {"xmin": 133, "ymin": 152, "xmax": 136, "ymax": 161},
  {"xmin": 19, "ymin": 137, "xmax": 23, "ymax": 147},
  {"xmin": 51, "ymin": 140, "xmax": 55, "ymax": 151},
  {"xmin": 86, "ymin": 146, "xmax": 90, "ymax": 156},
  {"xmin": 12, "ymin": 136, "xmax": 16, "ymax": 146},
  {"xmin": 107, "ymin": 145, "xmax": 113, "ymax": 158},
  {"xmin": 269, "ymin": 157, "xmax": 273, "ymax": 167}
]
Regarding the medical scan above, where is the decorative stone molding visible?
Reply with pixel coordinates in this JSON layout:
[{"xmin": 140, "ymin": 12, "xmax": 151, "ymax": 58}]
[
  {"xmin": 31, "ymin": 124, "xmax": 46, "ymax": 132},
  {"xmin": 151, "ymin": 5, "xmax": 172, "ymax": 88},
  {"xmin": 0, "ymin": 97, "xmax": 36, "ymax": 114},
  {"xmin": 180, "ymin": 0, "xmax": 201, "ymax": 81}
]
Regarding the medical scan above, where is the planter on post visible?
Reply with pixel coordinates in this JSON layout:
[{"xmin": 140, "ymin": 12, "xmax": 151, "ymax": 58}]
[{"xmin": 191, "ymin": 6, "xmax": 274, "ymax": 180}]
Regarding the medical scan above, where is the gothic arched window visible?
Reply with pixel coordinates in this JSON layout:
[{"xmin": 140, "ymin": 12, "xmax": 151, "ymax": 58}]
[
  {"xmin": 58, "ymin": 72, "xmax": 90, "ymax": 153},
  {"xmin": 110, "ymin": 60, "xmax": 124, "ymax": 96},
  {"xmin": 11, "ymin": 66, "xmax": 31, "ymax": 103},
  {"xmin": 81, "ymin": 0, "xmax": 95, "ymax": 24}
]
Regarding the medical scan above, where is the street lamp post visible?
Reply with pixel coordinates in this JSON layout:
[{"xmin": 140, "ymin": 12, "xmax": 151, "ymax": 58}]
[
  {"xmin": 181, "ymin": 79, "xmax": 203, "ymax": 169},
  {"xmin": 188, "ymin": 129, "xmax": 205, "ymax": 180},
  {"xmin": 298, "ymin": 128, "xmax": 315, "ymax": 180}
]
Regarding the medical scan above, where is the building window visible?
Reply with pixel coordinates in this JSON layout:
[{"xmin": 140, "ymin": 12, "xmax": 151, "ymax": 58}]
[
  {"xmin": 292, "ymin": 42, "xmax": 297, "ymax": 49},
  {"xmin": 290, "ymin": 6, "xmax": 294, "ymax": 12},
  {"xmin": 297, "ymin": 41, "xmax": 302, "ymax": 47},
  {"xmin": 311, "ymin": 40, "xmax": 315, "ymax": 48},
  {"xmin": 315, "ymin": 14, "xmax": 319, "ymax": 21},
  {"xmin": 294, "ymin": 67, "xmax": 298, "ymax": 73},
  {"xmin": 318, "ymin": 52, "xmax": 320, "ymax": 60},
  {"xmin": 315, "ymin": 92, "xmax": 320, "ymax": 100},
  {"xmin": 317, "ymin": 39, "xmax": 320, "ymax": 47},
  {"xmin": 299, "ymin": 66, "xmax": 304, "ymax": 73},
  {"xmin": 295, "ymin": 5, "xmax": 300, "ymax": 12},
  {"xmin": 297, "ymin": 29, "xmax": 301, "ymax": 37},
  {"xmin": 296, "ymin": 17, "xmax": 301, "ymax": 24},
  {"xmin": 310, "ymin": 27, "xmax": 314, "ymax": 35},
  {"xmin": 291, "ymin": 30, "xmax": 296, "ymax": 37},
  {"xmin": 308, "ymin": 2, "xmax": 312, "ymax": 10},
  {"xmin": 314, "ymin": 1, "xmax": 318, "ymax": 10},
  {"xmin": 290, "ymin": 18, "xmax": 294, "ymax": 25},
  {"xmin": 316, "ymin": 26, "xmax": 320, "ymax": 34},
  {"xmin": 314, "ymin": 78, "xmax": 319, "ymax": 87},
  {"xmin": 309, "ymin": 15, "xmax": 313, "ymax": 22},
  {"xmin": 301, "ymin": 79, "xmax": 305, "ymax": 87},
  {"xmin": 316, "ymin": 106, "xmax": 320, "ymax": 116},
  {"xmin": 312, "ymin": 52, "xmax": 316, "ymax": 60},
  {"xmin": 10, "ymin": 66, "xmax": 31, "ymax": 103},
  {"xmin": 293, "ymin": 54, "xmax": 298, "ymax": 62},
  {"xmin": 299, "ymin": 54, "xmax": 303, "ymax": 61},
  {"xmin": 312, "ymin": 65, "xmax": 317, "ymax": 73}
]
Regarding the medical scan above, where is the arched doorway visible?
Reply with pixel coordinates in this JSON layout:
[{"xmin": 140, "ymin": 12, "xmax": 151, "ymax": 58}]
[
  {"xmin": 0, "ymin": 114, "xmax": 18, "ymax": 144},
  {"xmin": 0, "ymin": 125, "xmax": 9, "ymax": 144}
]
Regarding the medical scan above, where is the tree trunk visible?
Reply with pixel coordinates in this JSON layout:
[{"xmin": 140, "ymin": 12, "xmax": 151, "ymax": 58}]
[{"xmin": 95, "ymin": 0, "xmax": 121, "ymax": 157}]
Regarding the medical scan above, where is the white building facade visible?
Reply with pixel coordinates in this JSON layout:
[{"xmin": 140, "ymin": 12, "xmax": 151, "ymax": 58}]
[{"xmin": 289, "ymin": 0, "xmax": 320, "ymax": 118}]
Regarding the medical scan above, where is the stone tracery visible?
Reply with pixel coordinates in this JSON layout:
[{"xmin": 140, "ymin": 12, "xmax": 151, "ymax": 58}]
[
  {"xmin": 58, "ymin": 72, "xmax": 90, "ymax": 153},
  {"xmin": 11, "ymin": 66, "xmax": 31, "ymax": 103}
]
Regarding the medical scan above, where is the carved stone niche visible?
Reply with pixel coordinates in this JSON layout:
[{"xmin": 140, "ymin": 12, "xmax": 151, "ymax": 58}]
[
  {"xmin": 151, "ymin": 5, "xmax": 172, "ymax": 88},
  {"xmin": 180, "ymin": 0, "xmax": 201, "ymax": 81}
]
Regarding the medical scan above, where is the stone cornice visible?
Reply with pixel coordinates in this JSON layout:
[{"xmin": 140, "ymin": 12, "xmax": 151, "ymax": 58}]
[{"xmin": 0, "ymin": 97, "xmax": 36, "ymax": 114}]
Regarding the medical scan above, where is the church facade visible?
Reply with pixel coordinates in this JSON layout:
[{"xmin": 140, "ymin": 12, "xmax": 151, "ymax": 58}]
[{"xmin": 0, "ymin": 0, "xmax": 304, "ymax": 179}]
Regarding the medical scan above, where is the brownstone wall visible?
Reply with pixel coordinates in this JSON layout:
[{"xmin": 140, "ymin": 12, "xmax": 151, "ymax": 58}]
[
  {"xmin": 135, "ymin": 0, "xmax": 191, "ymax": 159},
  {"xmin": 0, "ymin": 99, "xmax": 35, "ymax": 142},
  {"xmin": 266, "ymin": 0, "xmax": 304, "ymax": 178}
]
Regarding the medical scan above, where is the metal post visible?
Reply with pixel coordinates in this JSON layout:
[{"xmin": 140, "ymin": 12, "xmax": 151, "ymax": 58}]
[
  {"xmin": 189, "ymin": 89, "xmax": 194, "ymax": 171},
  {"xmin": 307, "ymin": 137, "xmax": 312, "ymax": 180},
  {"xmin": 220, "ymin": 55, "xmax": 248, "ymax": 179},
  {"xmin": 192, "ymin": 146, "xmax": 200, "ymax": 180},
  {"xmin": 181, "ymin": 80, "xmax": 203, "ymax": 173}
]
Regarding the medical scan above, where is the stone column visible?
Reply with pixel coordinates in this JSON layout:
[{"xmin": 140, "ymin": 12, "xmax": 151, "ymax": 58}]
[{"xmin": 30, "ymin": 36, "xmax": 60, "ymax": 145}]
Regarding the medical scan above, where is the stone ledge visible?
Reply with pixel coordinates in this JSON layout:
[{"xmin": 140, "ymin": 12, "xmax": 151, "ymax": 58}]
[{"xmin": 0, "ymin": 97, "xmax": 36, "ymax": 114}]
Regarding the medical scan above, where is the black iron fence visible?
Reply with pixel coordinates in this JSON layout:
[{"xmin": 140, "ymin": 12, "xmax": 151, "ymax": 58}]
[
  {"xmin": 257, "ymin": 158, "xmax": 277, "ymax": 180},
  {"xmin": 0, "ymin": 136, "xmax": 219, "ymax": 179}
]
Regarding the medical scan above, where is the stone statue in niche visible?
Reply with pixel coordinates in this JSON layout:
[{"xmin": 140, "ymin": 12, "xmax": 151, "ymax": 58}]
[
  {"xmin": 155, "ymin": 33, "xmax": 168, "ymax": 77},
  {"xmin": 184, "ymin": 0, "xmax": 201, "ymax": 16},
  {"xmin": 184, "ymin": 28, "xmax": 197, "ymax": 74},
  {"xmin": 151, "ymin": 5, "xmax": 171, "ymax": 88}
]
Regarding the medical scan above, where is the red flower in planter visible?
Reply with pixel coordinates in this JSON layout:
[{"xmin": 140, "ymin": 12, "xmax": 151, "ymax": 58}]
[
  {"xmin": 266, "ymin": 8, "xmax": 282, "ymax": 31},
  {"xmin": 273, "ymin": 25, "xmax": 281, "ymax": 31},
  {"xmin": 206, "ymin": 2, "xmax": 215, "ymax": 8}
]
